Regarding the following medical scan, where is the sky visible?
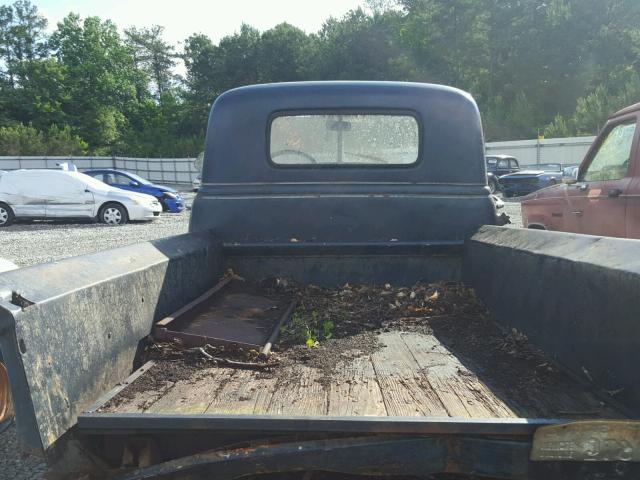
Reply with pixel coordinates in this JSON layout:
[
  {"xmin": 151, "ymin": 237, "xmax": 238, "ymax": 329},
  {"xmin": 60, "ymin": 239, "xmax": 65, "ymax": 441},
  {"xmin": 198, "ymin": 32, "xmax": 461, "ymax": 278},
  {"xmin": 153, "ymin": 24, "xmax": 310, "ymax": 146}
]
[{"xmin": 31, "ymin": 0, "xmax": 366, "ymax": 47}]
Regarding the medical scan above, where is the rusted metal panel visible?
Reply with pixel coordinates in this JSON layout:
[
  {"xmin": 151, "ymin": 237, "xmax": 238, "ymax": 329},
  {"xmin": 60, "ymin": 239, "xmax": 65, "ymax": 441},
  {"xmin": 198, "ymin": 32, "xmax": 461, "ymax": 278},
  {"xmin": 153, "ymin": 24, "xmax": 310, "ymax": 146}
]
[
  {"xmin": 154, "ymin": 278, "xmax": 294, "ymax": 352},
  {"xmin": 532, "ymin": 420, "xmax": 640, "ymax": 462}
]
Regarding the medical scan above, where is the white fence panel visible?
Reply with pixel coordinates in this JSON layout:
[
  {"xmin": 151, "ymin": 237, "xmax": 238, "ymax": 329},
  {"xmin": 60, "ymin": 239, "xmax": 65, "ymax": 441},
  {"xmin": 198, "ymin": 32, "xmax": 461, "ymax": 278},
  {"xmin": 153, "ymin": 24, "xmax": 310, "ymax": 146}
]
[
  {"xmin": 486, "ymin": 136, "xmax": 595, "ymax": 166},
  {"xmin": 0, "ymin": 156, "xmax": 199, "ymax": 185}
]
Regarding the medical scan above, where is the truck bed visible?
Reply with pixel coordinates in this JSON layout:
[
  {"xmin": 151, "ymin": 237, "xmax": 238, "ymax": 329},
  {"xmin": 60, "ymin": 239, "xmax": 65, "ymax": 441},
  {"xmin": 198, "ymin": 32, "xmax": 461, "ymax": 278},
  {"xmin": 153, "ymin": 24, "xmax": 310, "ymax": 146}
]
[{"xmin": 95, "ymin": 282, "xmax": 621, "ymax": 420}]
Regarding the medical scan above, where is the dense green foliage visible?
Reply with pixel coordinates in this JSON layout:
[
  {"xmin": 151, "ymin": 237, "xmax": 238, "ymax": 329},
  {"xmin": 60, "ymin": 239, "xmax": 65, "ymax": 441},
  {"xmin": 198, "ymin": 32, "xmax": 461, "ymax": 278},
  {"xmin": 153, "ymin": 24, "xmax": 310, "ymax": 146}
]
[{"xmin": 0, "ymin": 0, "xmax": 639, "ymax": 156}]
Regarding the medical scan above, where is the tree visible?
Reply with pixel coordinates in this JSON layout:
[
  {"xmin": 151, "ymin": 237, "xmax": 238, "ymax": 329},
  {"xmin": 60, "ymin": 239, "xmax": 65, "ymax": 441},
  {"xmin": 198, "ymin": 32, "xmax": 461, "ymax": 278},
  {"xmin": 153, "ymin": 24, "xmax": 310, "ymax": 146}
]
[
  {"xmin": 313, "ymin": 8, "xmax": 411, "ymax": 80},
  {"xmin": 257, "ymin": 23, "xmax": 309, "ymax": 83},
  {"xmin": 0, "ymin": 0, "xmax": 49, "ymax": 85},
  {"xmin": 182, "ymin": 25, "xmax": 261, "ymax": 132},
  {"xmin": 182, "ymin": 33, "xmax": 219, "ymax": 134},
  {"xmin": 125, "ymin": 25, "xmax": 177, "ymax": 102},
  {"xmin": 50, "ymin": 14, "xmax": 145, "ymax": 152},
  {"xmin": 8, "ymin": 58, "xmax": 69, "ymax": 129},
  {"xmin": 0, "ymin": 123, "xmax": 87, "ymax": 155}
]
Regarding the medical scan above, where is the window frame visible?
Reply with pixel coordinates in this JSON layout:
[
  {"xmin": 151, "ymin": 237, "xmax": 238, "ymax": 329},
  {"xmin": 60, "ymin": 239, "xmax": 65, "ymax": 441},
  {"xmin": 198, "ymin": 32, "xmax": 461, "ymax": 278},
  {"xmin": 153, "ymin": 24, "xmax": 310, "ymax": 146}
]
[
  {"xmin": 266, "ymin": 109, "xmax": 424, "ymax": 169},
  {"xmin": 579, "ymin": 116, "xmax": 638, "ymax": 182}
]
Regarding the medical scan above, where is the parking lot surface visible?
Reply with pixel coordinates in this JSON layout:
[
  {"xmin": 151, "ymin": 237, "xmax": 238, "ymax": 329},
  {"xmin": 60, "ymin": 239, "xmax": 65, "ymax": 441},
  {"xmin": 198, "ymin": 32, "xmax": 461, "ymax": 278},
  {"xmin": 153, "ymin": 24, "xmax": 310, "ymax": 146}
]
[{"xmin": 2, "ymin": 193, "xmax": 194, "ymax": 268}]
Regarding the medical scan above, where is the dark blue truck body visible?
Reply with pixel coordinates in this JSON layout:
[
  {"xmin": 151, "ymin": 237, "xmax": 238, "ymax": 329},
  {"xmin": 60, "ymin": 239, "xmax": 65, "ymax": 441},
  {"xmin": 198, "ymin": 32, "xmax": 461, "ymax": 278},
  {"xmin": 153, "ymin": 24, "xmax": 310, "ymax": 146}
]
[{"xmin": 0, "ymin": 82, "xmax": 639, "ymax": 480}]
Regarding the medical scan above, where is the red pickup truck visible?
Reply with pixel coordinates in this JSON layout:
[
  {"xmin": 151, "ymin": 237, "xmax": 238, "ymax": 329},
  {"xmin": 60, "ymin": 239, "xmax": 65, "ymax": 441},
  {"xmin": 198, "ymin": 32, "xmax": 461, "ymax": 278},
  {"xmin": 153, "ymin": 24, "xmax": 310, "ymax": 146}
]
[{"xmin": 522, "ymin": 102, "xmax": 640, "ymax": 238}]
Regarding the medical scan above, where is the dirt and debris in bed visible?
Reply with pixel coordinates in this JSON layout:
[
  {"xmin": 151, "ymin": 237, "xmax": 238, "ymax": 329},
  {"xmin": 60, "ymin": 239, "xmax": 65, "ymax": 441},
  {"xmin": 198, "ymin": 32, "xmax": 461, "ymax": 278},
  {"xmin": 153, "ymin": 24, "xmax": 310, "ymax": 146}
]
[{"xmin": 100, "ymin": 279, "xmax": 613, "ymax": 416}]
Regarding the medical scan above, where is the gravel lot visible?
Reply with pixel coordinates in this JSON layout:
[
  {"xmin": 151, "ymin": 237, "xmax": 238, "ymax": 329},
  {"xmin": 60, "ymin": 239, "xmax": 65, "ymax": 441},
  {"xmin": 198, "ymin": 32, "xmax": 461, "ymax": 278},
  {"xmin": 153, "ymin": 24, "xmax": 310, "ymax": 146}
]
[
  {"xmin": 0, "ymin": 192, "xmax": 522, "ymax": 479},
  {"xmin": 2, "ymin": 193, "xmax": 194, "ymax": 268}
]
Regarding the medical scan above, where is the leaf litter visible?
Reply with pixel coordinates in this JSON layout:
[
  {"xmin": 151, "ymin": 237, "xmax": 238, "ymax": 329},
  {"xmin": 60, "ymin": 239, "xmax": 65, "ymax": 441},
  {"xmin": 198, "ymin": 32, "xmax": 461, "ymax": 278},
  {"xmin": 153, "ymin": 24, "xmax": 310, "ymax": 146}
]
[{"xmin": 101, "ymin": 279, "xmax": 617, "ymax": 417}]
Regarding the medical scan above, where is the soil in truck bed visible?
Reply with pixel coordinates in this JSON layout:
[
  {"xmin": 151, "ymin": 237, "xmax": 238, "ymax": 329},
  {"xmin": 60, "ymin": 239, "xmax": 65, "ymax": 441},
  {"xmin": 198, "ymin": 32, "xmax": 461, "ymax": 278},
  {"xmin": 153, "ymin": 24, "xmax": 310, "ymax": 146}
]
[{"xmin": 98, "ymin": 281, "xmax": 620, "ymax": 419}]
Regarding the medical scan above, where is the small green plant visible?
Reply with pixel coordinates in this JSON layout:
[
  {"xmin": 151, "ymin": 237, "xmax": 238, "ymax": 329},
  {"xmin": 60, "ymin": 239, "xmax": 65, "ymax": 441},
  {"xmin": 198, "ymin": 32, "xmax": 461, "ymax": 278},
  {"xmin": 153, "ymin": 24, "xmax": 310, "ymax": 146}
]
[
  {"xmin": 322, "ymin": 320, "xmax": 334, "ymax": 339},
  {"xmin": 286, "ymin": 311, "xmax": 334, "ymax": 348}
]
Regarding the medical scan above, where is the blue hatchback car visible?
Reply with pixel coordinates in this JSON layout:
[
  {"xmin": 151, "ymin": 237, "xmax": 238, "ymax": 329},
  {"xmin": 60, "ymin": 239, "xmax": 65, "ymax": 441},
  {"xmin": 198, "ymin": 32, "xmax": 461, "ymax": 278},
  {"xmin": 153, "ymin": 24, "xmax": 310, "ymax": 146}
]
[{"xmin": 83, "ymin": 169, "xmax": 185, "ymax": 213}]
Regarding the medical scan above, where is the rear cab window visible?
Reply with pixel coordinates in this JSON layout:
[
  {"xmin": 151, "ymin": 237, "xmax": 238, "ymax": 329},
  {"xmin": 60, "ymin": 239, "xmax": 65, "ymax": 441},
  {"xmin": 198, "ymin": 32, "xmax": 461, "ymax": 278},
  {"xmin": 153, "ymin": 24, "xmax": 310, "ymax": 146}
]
[{"xmin": 269, "ymin": 113, "xmax": 420, "ymax": 166}]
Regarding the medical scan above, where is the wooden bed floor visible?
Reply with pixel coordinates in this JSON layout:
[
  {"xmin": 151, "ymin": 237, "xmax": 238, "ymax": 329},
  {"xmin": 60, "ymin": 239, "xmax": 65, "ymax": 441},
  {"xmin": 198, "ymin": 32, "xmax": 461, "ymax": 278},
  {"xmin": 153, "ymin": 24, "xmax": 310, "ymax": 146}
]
[{"xmin": 101, "ymin": 330, "xmax": 620, "ymax": 419}]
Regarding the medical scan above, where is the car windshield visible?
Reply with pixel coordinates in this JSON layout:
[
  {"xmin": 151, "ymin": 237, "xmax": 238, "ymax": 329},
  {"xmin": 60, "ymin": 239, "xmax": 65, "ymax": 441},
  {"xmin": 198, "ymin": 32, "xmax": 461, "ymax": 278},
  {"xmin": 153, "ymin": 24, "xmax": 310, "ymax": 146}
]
[
  {"xmin": 123, "ymin": 172, "xmax": 151, "ymax": 185},
  {"xmin": 75, "ymin": 172, "xmax": 114, "ymax": 190}
]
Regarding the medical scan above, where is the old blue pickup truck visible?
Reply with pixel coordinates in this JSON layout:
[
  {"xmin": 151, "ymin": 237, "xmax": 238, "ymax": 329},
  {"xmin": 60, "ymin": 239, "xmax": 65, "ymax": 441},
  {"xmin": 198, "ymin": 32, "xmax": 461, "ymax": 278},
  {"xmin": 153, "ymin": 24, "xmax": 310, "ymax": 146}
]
[{"xmin": 1, "ymin": 82, "xmax": 639, "ymax": 479}]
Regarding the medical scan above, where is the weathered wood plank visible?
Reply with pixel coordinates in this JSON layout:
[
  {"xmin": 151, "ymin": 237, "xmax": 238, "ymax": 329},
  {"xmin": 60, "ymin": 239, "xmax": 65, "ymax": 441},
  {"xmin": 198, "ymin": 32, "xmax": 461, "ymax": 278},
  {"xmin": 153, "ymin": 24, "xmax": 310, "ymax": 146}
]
[
  {"xmin": 265, "ymin": 365, "xmax": 328, "ymax": 416},
  {"xmin": 205, "ymin": 368, "xmax": 279, "ymax": 415},
  {"xmin": 370, "ymin": 332, "xmax": 448, "ymax": 417},
  {"xmin": 147, "ymin": 367, "xmax": 234, "ymax": 414},
  {"xmin": 327, "ymin": 355, "xmax": 387, "ymax": 417},
  {"xmin": 401, "ymin": 332, "xmax": 517, "ymax": 418},
  {"xmin": 104, "ymin": 364, "xmax": 175, "ymax": 414}
]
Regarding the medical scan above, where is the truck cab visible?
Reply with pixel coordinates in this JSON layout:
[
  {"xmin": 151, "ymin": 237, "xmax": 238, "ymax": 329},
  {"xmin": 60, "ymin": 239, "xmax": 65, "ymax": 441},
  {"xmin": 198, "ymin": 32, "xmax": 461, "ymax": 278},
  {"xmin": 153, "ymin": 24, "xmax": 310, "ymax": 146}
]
[{"xmin": 190, "ymin": 81, "xmax": 498, "ymax": 252}]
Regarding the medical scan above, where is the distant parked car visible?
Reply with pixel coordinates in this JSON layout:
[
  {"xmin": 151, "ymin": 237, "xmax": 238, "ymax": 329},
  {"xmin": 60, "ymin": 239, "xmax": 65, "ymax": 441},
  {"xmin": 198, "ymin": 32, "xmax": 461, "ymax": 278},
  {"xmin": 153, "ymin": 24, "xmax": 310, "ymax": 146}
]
[
  {"xmin": 486, "ymin": 155, "xmax": 519, "ymax": 193},
  {"xmin": 0, "ymin": 169, "xmax": 161, "ymax": 226},
  {"xmin": 498, "ymin": 163, "xmax": 565, "ymax": 198},
  {"xmin": 83, "ymin": 169, "xmax": 184, "ymax": 213},
  {"xmin": 522, "ymin": 102, "xmax": 640, "ymax": 238},
  {"xmin": 562, "ymin": 164, "xmax": 579, "ymax": 181},
  {"xmin": 192, "ymin": 174, "xmax": 202, "ymax": 192}
]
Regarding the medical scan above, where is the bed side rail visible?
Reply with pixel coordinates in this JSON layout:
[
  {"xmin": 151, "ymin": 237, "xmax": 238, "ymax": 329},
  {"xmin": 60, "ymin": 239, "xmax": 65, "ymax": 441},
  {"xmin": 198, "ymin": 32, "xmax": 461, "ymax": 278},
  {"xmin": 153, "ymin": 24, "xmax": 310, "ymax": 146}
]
[
  {"xmin": 0, "ymin": 232, "xmax": 222, "ymax": 454},
  {"xmin": 465, "ymin": 226, "xmax": 640, "ymax": 414}
]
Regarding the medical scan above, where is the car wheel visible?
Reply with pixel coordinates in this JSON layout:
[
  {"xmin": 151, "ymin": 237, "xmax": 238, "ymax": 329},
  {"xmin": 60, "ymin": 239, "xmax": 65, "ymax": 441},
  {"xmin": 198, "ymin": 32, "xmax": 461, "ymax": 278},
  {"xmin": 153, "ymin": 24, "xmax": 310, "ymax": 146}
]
[
  {"xmin": 488, "ymin": 178, "xmax": 497, "ymax": 194},
  {"xmin": 0, "ymin": 360, "xmax": 13, "ymax": 433},
  {"xmin": 99, "ymin": 203, "xmax": 128, "ymax": 225},
  {"xmin": 0, "ymin": 203, "xmax": 14, "ymax": 227},
  {"xmin": 548, "ymin": 179, "xmax": 557, "ymax": 186}
]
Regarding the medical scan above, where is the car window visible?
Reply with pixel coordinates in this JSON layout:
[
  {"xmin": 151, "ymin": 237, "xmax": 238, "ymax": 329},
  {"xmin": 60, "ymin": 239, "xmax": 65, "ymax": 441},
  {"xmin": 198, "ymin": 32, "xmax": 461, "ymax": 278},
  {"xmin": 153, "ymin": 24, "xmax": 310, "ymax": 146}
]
[
  {"xmin": 85, "ymin": 172, "xmax": 104, "ymax": 182},
  {"xmin": 497, "ymin": 159, "xmax": 509, "ymax": 169},
  {"xmin": 486, "ymin": 157, "xmax": 497, "ymax": 165},
  {"xmin": 583, "ymin": 121, "xmax": 636, "ymax": 182},
  {"xmin": 270, "ymin": 113, "xmax": 419, "ymax": 166},
  {"xmin": 104, "ymin": 173, "xmax": 132, "ymax": 186},
  {"xmin": 509, "ymin": 159, "xmax": 518, "ymax": 169}
]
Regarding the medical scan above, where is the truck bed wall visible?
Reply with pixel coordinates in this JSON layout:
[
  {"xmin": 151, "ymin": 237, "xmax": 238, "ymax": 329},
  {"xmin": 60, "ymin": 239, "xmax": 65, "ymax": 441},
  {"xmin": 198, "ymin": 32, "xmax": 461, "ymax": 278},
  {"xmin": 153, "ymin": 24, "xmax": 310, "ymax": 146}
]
[
  {"xmin": 0, "ymin": 232, "xmax": 222, "ymax": 454},
  {"xmin": 4, "ymin": 225, "xmax": 639, "ymax": 459},
  {"xmin": 224, "ymin": 243, "xmax": 463, "ymax": 286},
  {"xmin": 465, "ymin": 226, "xmax": 640, "ymax": 414}
]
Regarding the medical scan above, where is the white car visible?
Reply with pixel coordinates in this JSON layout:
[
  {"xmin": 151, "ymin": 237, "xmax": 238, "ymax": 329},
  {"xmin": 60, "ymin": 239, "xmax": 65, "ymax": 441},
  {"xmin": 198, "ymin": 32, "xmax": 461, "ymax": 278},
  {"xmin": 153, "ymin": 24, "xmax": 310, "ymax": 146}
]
[
  {"xmin": 0, "ymin": 169, "xmax": 162, "ymax": 227},
  {"xmin": 192, "ymin": 174, "xmax": 202, "ymax": 192}
]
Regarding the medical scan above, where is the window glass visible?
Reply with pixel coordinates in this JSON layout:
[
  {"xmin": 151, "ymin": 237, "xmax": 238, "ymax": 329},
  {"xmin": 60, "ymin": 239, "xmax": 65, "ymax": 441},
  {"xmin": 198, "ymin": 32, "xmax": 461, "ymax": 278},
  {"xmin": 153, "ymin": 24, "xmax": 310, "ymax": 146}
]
[
  {"xmin": 583, "ymin": 121, "xmax": 636, "ymax": 181},
  {"xmin": 509, "ymin": 159, "xmax": 518, "ymax": 168},
  {"xmin": 104, "ymin": 173, "xmax": 132, "ymax": 185},
  {"xmin": 497, "ymin": 159, "xmax": 509, "ymax": 169},
  {"xmin": 270, "ymin": 113, "xmax": 419, "ymax": 165}
]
